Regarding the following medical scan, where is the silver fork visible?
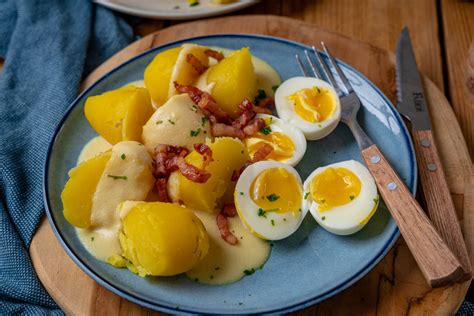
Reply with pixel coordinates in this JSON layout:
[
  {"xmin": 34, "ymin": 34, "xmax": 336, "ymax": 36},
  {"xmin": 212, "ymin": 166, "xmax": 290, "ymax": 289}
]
[{"xmin": 297, "ymin": 44, "xmax": 463, "ymax": 288}]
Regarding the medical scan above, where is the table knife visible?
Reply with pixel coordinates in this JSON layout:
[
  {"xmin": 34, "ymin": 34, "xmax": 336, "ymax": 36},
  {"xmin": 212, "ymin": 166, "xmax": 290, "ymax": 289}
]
[{"xmin": 396, "ymin": 27, "xmax": 472, "ymax": 280}]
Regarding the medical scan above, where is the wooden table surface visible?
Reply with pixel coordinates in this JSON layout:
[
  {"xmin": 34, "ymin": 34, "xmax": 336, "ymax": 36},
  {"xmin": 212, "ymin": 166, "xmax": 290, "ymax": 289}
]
[{"xmin": 133, "ymin": 0, "xmax": 474, "ymax": 160}]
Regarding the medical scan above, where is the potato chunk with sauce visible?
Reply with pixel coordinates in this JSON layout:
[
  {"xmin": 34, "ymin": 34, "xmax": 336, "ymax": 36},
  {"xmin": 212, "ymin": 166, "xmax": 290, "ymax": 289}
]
[
  {"xmin": 145, "ymin": 44, "xmax": 209, "ymax": 107},
  {"xmin": 118, "ymin": 201, "xmax": 209, "ymax": 277},
  {"xmin": 168, "ymin": 137, "xmax": 249, "ymax": 212},
  {"xmin": 142, "ymin": 94, "xmax": 211, "ymax": 152},
  {"xmin": 207, "ymin": 48, "xmax": 257, "ymax": 117},
  {"xmin": 62, "ymin": 151, "xmax": 112, "ymax": 228},
  {"xmin": 84, "ymin": 86, "xmax": 154, "ymax": 145}
]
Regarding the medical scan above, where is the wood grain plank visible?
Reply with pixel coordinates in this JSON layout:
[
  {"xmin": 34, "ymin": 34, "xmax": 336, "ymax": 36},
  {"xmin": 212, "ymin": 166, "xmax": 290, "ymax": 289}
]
[
  {"xmin": 440, "ymin": 0, "xmax": 474, "ymax": 158},
  {"xmin": 281, "ymin": 0, "xmax": 444, "ymax": 91}
]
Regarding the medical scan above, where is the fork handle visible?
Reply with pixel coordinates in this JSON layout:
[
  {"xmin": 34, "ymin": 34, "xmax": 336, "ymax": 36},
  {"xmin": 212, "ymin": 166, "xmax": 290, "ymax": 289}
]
[
  {"xmin": 361, "ymin": 144, "xmax": 464, "ymax": 288},
  {"xmin": 413, "ymin": 130, "xmax": 472, "ymax": 280}
]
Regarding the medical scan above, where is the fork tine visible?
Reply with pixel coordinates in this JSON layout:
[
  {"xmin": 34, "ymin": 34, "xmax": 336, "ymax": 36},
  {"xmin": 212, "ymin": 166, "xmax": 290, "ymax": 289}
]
[
  {"xmin": 304, "ymin": 48, "xmax": 323, "ymax": 79},
  {"xmin": 312, "ymin": 47, "xmax": 343, "ymax": 96},
  {"xmin": 321, "ymin": 42, "xmax": 354, "ymax": 93},
  {"xmin": 295, "ymin": 54, "xmax": 309, "ymax": 77}
]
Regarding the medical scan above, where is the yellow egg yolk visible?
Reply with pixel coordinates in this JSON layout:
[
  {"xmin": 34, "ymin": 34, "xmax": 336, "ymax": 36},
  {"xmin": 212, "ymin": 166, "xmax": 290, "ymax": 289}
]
[
  {"xmin": 287, "ymin": 87, "xmax": 334, "ymax": 123},
  {"xmin": 310, "ymin": 167, "xmax": 361, "ymax": 212},
  {"xmin": 250, "ymin": 168, "xmax": 302, "ymax": 215},
  {"xmin": 244, "ymin": 131, "xmax": 295, "ymax": 163}
]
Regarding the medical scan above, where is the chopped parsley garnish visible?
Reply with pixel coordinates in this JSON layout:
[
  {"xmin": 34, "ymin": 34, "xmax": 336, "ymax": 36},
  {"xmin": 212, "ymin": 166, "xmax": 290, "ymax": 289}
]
[
  {"xmin": 254, "ymin": 89, "xmax": 267, "ymax": 103},
  {"xmin": 210, "ymin": 275, "xmax": 214, "ymax": 279},
  {"xmin": 191, "ymin": 105, "xmax": 198, "ymax": 112},
  {"xmin": 201, "ymin": 116, "xmax": 209, "ymax": 126},
  {"xmin": 189, "ymin": 0, "xmax": 199, "ymax": 6},
  {"xmin": 194, "ymin": 278, "xmax": 199, "ymax": 282},
  {"xmin": 91, "ymin": 237, "xmax": 95, "ymax": 242},
  {"xmin": 283, "ymin": 218, "xmax": 287, "ymax": 221},
  {"xmin": 266, "ymin": 193, "xmax": 280, "ymax": 202},
  {"xmin": 322, "ymin": 216, "xmax": 326, "ymax": 221},
  {"xmin": 271, "ymin": 219, "xmax": 275, "ymax": 226},
  {"xmin": 314, "ymin": 86, "xmax": 321, "ymax": 93},
  {"xmin": 243, "ymin": 268, "xmax": 256, "ymax": 275},
  {"xmin": 240, "ymin": 192, "xmax": 244, "ymax": 196},
  {"xmin": 107, "ymin": 174, "xmax": 127, "ymax": 180},
  {"xmin": 319, "ymin": 199, "xmax": 326, "ymax": 203},
  {"xmin": 120, "ymin": 153, "xmax": 126, "ymax": 160},
  {"xmin": 298, "ymin": 208, "xmax": 302, "ymax": 212},
  {"xmin": 349, "ymin": 195, "xmax": 355, "ymax": 200},
  {"xmin": 318, "ymin": 123, "xmax": 322, "ymax": 128},
  {"xmin": 373, "ymin": 196, "xmax": 379, "ymax": 204},
  {"xmin": 156, "ymin": 120, "xmax": 163, "ymax": 125},
  {"xmin": 260, "ymin": 126, "xmax": 272, "ymax": 135},
  {"xmin": 304, "ymin": 192, "xmax": 310, "ymax": 200},
  {"xmin": 168, "ymin": 119, "xmax": 175, "ymax": 125},
  {"xmin": 257, "ymin": 208, "xmax": 267, "ymax": 218},
  {"xmin": 190, "ymin": 128, "xmax": 201, "ymax": 137},
  {"xmin": 272, "ymin": 84, "xmax": 280, "ymax": 92}
]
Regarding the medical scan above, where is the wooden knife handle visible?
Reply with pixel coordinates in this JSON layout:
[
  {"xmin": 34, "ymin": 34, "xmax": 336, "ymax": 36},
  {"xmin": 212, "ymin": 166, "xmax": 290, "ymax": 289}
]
[
  {"xmin": 361, "ymin": 144, "xmax": 464, "ymax": 287},
  {"xmin": 413, "ymin": 130, "xmax": 472, "ymax": 280}
]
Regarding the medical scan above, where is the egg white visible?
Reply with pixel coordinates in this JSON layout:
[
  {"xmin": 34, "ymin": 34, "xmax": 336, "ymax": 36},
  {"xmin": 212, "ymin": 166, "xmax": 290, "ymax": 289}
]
[
  {"xmin": 234, "ymin": 161, "xmax": 305, "ymax": 240},
  {"xmin": 275, "ymin": 77, "xmax": 341, "ymax": 140},
  {"xmin": 249, "ymin": 114, "xmax": 307, "ymax": 166},
  {"xmin": 302, "ymin": 160, "xmax": 379, "ymax": 235}
]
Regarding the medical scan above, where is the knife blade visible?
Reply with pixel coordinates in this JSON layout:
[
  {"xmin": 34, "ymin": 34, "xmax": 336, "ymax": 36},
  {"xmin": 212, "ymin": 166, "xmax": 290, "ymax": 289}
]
[
  {"xmin": 396, "ymin": 27, "xmax": 472, "ymax": 280},
  {"xmin": 396, "ymin": 27, "xmax": 431, "ymax": 131}
]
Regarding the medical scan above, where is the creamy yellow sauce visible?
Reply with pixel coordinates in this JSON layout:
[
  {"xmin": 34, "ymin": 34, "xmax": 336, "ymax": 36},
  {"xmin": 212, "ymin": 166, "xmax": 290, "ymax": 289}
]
[
  {"xmin": 75, "ymin": 47, "xmax": 279, "ymax": 282},
  {"xmin": 77, "ymin": 136, "xmax": 112, "ymax": 164},
  {"xmin": 186, "ymin": 211, "xmax": 271, "ymax": 285}
]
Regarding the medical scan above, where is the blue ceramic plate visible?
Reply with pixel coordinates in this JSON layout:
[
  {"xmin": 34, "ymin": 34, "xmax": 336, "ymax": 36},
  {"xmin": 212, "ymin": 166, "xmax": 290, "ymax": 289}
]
[{"xmin": 44, "ymin": 34, "xmax": 416, "ymax": 314}]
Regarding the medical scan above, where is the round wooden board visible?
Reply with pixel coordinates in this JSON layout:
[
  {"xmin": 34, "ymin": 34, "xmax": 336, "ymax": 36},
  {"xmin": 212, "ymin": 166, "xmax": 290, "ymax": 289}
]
[{"xmin": 30, "ymin": 15, "xmax": 473, "ymax": 315}]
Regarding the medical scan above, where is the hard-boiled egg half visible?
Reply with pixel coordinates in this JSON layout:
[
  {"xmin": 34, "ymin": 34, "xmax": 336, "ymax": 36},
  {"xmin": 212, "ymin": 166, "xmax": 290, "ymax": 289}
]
[
  {"xmin": 303, "ymin": 160, "xmax": 379, "ymax": 235},
  {"xmin": 243, "ymin": 114, "xmax": 307, "ymax": 166},
  {"xmin": 234, "ymin": 161, "xmax": 305, "ymax": 240},
  {"xmin": 275, "ymin": 77, "xmax": 341, "ymax": 140}
]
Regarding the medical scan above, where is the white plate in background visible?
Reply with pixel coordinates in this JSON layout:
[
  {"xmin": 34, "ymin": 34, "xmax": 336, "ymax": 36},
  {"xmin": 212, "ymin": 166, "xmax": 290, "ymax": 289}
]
[{"xmin": 94, "ymin": 0, "xmax": 259, "ymax": 20}]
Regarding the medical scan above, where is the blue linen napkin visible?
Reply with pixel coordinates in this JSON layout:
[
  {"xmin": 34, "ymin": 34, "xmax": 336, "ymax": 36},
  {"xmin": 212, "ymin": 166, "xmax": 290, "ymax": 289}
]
[{"xmin": 0, "ymin": 0, "xmax": 133, "ymax": 314}]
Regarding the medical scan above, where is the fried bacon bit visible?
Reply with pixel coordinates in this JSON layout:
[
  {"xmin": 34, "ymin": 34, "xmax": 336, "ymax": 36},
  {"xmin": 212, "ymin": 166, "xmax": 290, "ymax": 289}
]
[
  {"xmin": 251, "ymin": 143, "xmax": 273, "ymax": 163},
  {"xmin": 167, "ymin": 156, "xmax": 211, "ymax": 183},
  {"xmin": 217, "ymin": 204, "xmax": 239, "ymax": 245},
  {"xmin": 205, "ymin": 48, "xmax": 225, "ymax": 62},
  {"xmin": 153, "ymin": 144, "xmax": 212, "ymax": 201},
  {"xmin": 231, "ymin": 143, "xmax": 274, "ymax": 182},
  {"xmin": 211, "ymin": 121, "xmax": 246, "ymax": 139},
  {"xmin": 156, "ymin": 178, "xmax": 170, "ymax": 202},
  {"xmin": 194, "ymin": 143, "xmax": 214, "ymax": 167},
  {"xmin": 256, "ymin": 96, "xmax": 275, "ymax": 108},
  {"xmin": 186, "ymin": 53, "xmax": 208, "ymax": 75},
  {"xmin": 174, "ymin": 82, "xmax": 231, "ymax": 123},
  {"xmin": 252, "ymin": 106, "xmax": 272, "ymax": 114},
  {"xmin": 243, "ymin": 118, "xmax": 266, "ymax": 136},
  {"xmin": 222, "ymin": 203, "xmax": 237, "ymax": 217}
]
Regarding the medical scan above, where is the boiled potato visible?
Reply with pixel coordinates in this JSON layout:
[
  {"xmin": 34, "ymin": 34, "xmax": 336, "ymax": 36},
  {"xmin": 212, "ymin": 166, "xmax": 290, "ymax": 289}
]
[
  {"xmin": 142, "ymin": 94, "xmax": 211, "ymax": 152},
  {"xmin": 207, "ymin": 48, "xmax": 257, "ymax": 117},
  {"xmin": 144, "ymin": 44, "xmax": 209, "ymax": 108},
  {"xmin": 144, "ymin": 47, "xmax": 181, "ymax": 107},
  {"xmin": 168, "ymin": 137, "xmax": 249, "ymax": 212},
  {"xmin": 118, "ymin": 201, "xmax": 209, "ymax": 277},
  {"xmin": 84, "ymin": 86, "xmax": 153, "ymax": 145},
  {"xmin": 62, "ymin": 151, "xmax": 111, "ymax": 228}
]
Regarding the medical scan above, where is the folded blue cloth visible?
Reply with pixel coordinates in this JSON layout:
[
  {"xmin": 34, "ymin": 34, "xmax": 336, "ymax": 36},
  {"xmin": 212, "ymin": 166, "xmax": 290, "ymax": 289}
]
[{"xmin": 0, "ymin": 0, "xmax": 133, "ymax": 314}]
